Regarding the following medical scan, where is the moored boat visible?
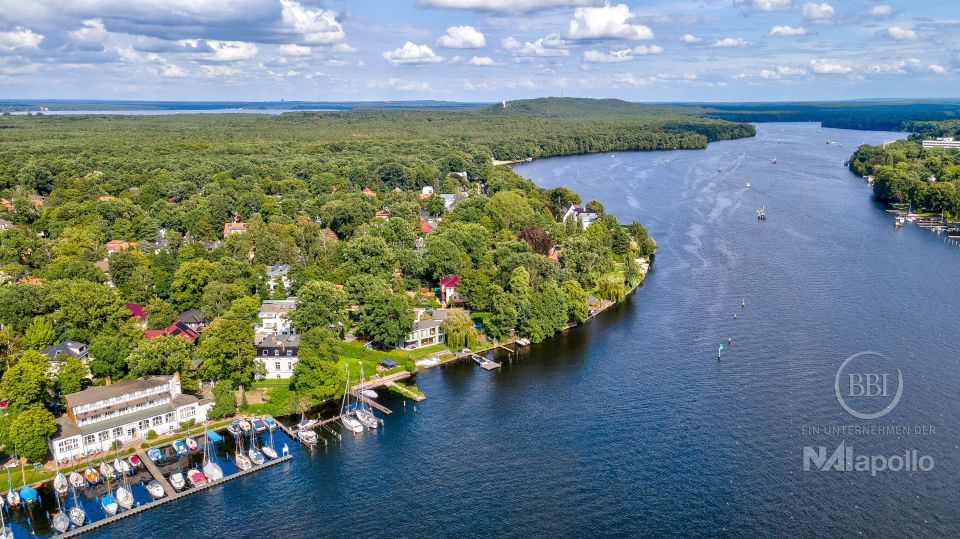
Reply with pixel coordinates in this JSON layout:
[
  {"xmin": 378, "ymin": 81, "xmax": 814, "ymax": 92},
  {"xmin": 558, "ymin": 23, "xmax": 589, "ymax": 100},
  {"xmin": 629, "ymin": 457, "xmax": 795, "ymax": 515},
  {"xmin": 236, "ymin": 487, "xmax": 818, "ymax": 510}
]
[
  {"xmin": 52, "ymin": 511, "xmax": 70, "ymax": 533},
  {"xmin": 235, "ymin": 453, "xmax": 252, "ymax": 471},
  {"xmin": 238, "ymin": 420, "xmax": 252, "ymax": 433},
  {"xmin": 146, "ymin": 480, "xmax": 165, "ymax": 499},
  {"xmin": 227, "ymin": 422, "xmax": 241, "ymax": 437},
  {"xmin": 83, "ymin": 465, "xmax": 100, "ymax": 484},
  {"xmin": 169, "ymin": 473, "xmax": 185, "ymax": 491},
  {"xmin": 99, "ymin": 461, "xmax": 114, "ymax": 479},
  {"xmin": 251, "ymin": 417, "xmax": 267, "ymax": 433},
  {"xmin": 54, "ymin": 472, "xmax": 69, "ymax": 495},
  {"xmin": 128, "ymin": 454, "xmax": 142, "ymax": 469},
  {"xmin": 264, "ymin": 416, "xmax": 277, "ymax": 430},
  {"xmin": 116, "ymin": 485, "xmax": 134, "ymax": 510},
  {"xmin": 247, "ymin": 448, "xmax": 265, "ymax": 466},
  {"xmin": 114, "ymin": 457, "xmax": 131, "ymax": 475},
  {"xmin": 262, "ymin": 445, "xmax": 278, "ymax": 460},
  {"xmin": 5, "ymin": 490, "xmax": 18, "ymax": 509},
  {"xmin": 69, "ymin": 471, "xmax": 84, "ymax": 489},
  {"xmin": 202, "ymin": 461, "xmax": 223, "ymax": 481},
  {"xmin": 101, "ymin": 492, "xmax": 118, "ymax": 516},
  {"xmin": 19, "ymin": 485, "xmax": 37, "ymax": 505},
  {"xmin": 69, "ymin": 505, "xmax": 86, "ymax": 527},
  {"xmin": 340, "ymin": 367, "xmax": 364, "ymax": 433},
  {"xmin": 298, "ymin": 429, "xmax": 317, "ymax": 444},
  {"xmin": 147, "ymin": 448, "xmax": 163, "ymax": 462},
  {"xmin": 173, "ymin": 440, "xmax": 188, "ymax": 456},
  {"xmin": 185, "ymin": 437, "xmax": 199, "ymax": 452},
  {"xmin": 186, "ymin": 469, "xmax": 206, "ymax": 488}
]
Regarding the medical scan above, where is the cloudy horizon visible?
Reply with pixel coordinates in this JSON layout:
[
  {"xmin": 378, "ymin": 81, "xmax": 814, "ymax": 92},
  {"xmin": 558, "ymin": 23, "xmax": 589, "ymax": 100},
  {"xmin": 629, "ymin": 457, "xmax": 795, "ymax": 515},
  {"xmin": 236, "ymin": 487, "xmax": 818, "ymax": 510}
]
[{"xmin": 0, "ymin": 0, "xmax": 955, "ymax": 102}]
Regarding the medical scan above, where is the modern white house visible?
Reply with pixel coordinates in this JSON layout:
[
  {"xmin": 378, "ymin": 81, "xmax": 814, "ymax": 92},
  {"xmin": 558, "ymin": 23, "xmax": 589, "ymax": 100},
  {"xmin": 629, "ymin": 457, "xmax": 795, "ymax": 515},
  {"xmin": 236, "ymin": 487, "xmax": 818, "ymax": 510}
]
[
  {"xmin": 266, "ymin": 263, "xmax": 290, "ymax": 293},
  {"xmin": 50, "ymin": 374, "xmax": 210, "ymax": 462},
  {"xmin": 395, "ymin": 309, "xmax": 453, "ymax": 350},
  {"xmin": 921, "ymin": 137, "xmax": 960, "ymax": 149},
  {"xmin": 255, "ymin": 333, "xmax": 299, "ymax": 379},
  {"xmin": 41, "ymin": 340, "xmax": 90, "ymax": 375},
  {"xmin": 256, "ymin": 297, "xmax": 297, "ymax": 335},
  {"xmin": 562, "ymin": 204, "xmax": 599, "ymax": 230}
]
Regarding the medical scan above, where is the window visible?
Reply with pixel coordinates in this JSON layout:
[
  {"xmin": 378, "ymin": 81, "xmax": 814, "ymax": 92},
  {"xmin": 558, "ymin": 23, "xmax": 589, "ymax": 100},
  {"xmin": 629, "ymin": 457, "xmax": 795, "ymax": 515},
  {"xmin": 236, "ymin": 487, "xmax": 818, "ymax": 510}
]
[
  {"xmin": 83, "ymin": 434, "xmax": 95, "ymax": 446},
  {"xmin": 164, "ymin": 413, "xmax": 174, "ymax": 423},
  {"xmin": 288, "ymin": 362, "xmax": 293, "ymax": 371},
  {"xmin": 286, "ymin": 349, "xmax": 293, "ymax": 356},
  {"xmin": 58, "ymin": 438, "xmax": 80, "ymax": 453},
  {"xmin": 276, "ymin": 374, "xmax": 281, "ymax": 379},
  {"xmin": 138, "ymin": 420, "xmax": 150, "ymax": 431},
  {"xmin": 113, "ymin": 427, "xmax": 123, "ymax": 438},
  {"xmin": 151, "ymin": 416, "xmax": 163, "ymax": 427},
  {"xmin": 274, "ymin": 362, "xmax": 281, "ymax": 371},
  {"xmin": 98, "ymin": 431, "xmax": 110, "ymax": 442},
  {"xmin": 274, "ymin": 349, "xmax": 280, "ymax": 356},
  {"xmin": 179, "ymin": 406, "xmax": 195, "ymax": 420}
]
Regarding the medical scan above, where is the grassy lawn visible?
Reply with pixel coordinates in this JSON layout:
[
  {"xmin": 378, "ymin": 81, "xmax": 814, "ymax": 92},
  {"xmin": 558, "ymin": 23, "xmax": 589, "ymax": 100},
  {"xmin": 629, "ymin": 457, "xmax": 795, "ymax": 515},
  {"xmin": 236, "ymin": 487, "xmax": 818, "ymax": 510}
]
[{"xmin": 388, "ymin": 382, "xmax": 425, "ymax": 400}]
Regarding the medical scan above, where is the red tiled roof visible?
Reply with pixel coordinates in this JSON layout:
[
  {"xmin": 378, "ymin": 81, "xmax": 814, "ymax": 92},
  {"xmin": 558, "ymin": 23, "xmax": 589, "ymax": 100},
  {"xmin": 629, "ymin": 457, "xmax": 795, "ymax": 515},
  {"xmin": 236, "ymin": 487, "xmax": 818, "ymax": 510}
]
[
  {"xmin": 127, "ymin": 303, "xmax": 147, "ymax": 319},
  {"xmin": 143, "ymin": 321, "xmax": 199, "ymax": 342},
  {"xmin": 362, "ymin": 187, "xmax": 377, "ymax": 197},
  {"xmin": 419, "ymin": 220, "xmax": 433, "ymax": 234},
  {"xmin": 440, "ymin": 275, "xmax": 461, "ymax": 288}
]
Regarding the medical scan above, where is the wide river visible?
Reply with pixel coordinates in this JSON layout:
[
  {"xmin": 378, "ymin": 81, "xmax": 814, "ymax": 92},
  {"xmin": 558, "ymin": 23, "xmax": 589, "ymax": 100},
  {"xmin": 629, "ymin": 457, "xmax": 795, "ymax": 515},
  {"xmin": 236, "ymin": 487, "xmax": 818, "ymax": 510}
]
[{"xmin": 75, "ymin": 122, "xmax": 959, "ymax": 537}]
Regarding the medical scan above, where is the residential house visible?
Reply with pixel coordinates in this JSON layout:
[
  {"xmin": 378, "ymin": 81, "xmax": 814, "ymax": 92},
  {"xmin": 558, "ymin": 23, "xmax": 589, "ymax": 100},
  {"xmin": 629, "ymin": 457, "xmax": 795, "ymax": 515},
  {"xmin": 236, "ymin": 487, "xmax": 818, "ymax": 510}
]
[
  {"xmin": 419, "ymin": 219, "xmax": 434, "ymax": 235},
  {"xmin": 265, "ymin": 263, "xmax": 290, "ymax": 294},
  {"xmin": 362, "ymin": 187, "xmax": 377, "ymax": 198},
  {"xmin": 175, "ymin": 309, "xmax": 204, "ymax": 332},
  {"xmin": 143, "ymin": 321, "xmax": 199, "ymax": 343},
  {"xmin": 562, "ymin": 204, "xmax": 599, "ymax": 230},
  {"xmin": 256, "ymin": 298, "xmax": 297, "ymax": 336},
  {"xmin": 41, "ymin": 340, "xmax": 90, "ymax": 375},
  {"xmin": 439, "ymin": 192, "xmax": 468, "ymax": 212},
  {"xmin": 50, "ymin": 374, "xmax": 209, "ymax": 462},
  {"xmin": 439, "ymin": 275, "xmax": 463, "ymax": 305},
  {"xmin": 223, "ymin": 221, "xmax": 248, "ymax": 237},
  {"xmin": 448, "ymin": 171, "xmax": 467, "ymax": 182},
  {"xmin": 395, "ymin": 308, "xmax": 451, "ymax": 350},
  {"xmin": 374, "ymin": 209, "xmax": 391, "ymax": 219},
  {"xmin": 104, "ymin": 240, "xmax": 130, "ymax": 255},
  {"xmin": 255, "ymin": 333, "xmax": 299, "ymax": 379}
]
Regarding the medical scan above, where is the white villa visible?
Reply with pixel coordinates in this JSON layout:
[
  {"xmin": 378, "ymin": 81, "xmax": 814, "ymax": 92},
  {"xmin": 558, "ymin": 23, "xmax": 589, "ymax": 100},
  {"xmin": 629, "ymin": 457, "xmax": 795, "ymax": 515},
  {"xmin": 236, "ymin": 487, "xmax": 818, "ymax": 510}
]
[
  {"xmin": 256, "ymin": 297, "xmax": 296, "ymax": 335},
  {"xmin": 50, "ymin": 374, "xmax": 209, "ymax": 462},
  {"xmin": 255, "ymin": 333, "xmax": 300, "ymax": 379},
  {"xmin": 562, "ymin": 204, "xmax": 599, "ymax": 230}
]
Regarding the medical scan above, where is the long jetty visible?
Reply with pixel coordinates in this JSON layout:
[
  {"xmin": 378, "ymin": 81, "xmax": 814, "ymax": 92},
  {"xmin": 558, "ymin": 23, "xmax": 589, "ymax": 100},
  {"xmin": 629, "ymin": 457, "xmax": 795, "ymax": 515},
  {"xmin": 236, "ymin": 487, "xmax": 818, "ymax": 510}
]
[{"xmin": 58, "ymin": 453, "xmax": 293, "ymax": 539}]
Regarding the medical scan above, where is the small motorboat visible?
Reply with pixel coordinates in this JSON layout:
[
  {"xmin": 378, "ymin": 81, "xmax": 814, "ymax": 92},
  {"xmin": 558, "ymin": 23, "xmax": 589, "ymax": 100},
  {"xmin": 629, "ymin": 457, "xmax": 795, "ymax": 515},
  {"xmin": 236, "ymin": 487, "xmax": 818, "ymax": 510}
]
[
  {"xmin": 361, "ymin": 390, "xmax": 378, "ymax": 399},
  {"xmin": 0, "ymin": 526, "xmax": 11, "ymax": 539},
  {"xmin": 169, "ymin": 473, "xmax": 185, "ymax": 491},
  {"xmin": 185, "ymin": 437, "xmax": 199, "ymax": 452},
  {"xmin": 19, "ymin": 485, "xmax": 38, "ymax": 505},
  {"xmin": 227, "ymin": 422, "xmax": 241, "ymax": 437},
  {"xmin": 69, "ymin": 471, "xmax": 85, "ymax": 489},
  {"xmin": 101, "ymin": 493, "xmax": 118, "ymax": 516},
  {"xmin": 54, "ymin": 472, "xmax": 69, "ymax": 495},
  {"xmin": 186, "ymin": 469, "xmax": 206, "ymax": 488},
  {"xmin": 52, "ymin": 511, "xmax": 70, "ymax": 533},
  {"xmin": 264, "ymin": 416, "xmax": 277, "ymax": 430},
  {"xmin": 340, "ymin": 414, "xmax": 363, "ymax": 434},
  {"xmin": 114, "ymin": 457, "xmax": 131, "ymax": 475},
  {"xmin": 296, "ymin": 418, "xmax": 317, "ymax": 430},
  {"xmin": 202, "ymin": 461, "xmax": 223, "ymax": 482},
  {"xmin": 69, "ymin": 505, "xmax": 86, "ymax": 527},
  {"xmin": 115, "ymin": 486, "xmax": 134, "ymax": 510},
  {"xmin": 173, "ymin": 440, "xmax": 188, "ymax": 456},
  {"xmin": 262, "ymin": 446, "xmax": 278, "ymax": 460},
  {"xmin": 99, "ymin": 461, "xmax": 114, "ymax": 479},
  {"xmin": 83, "ymin": 466, "xmax": 100, "ymax": 484},
  {"xmin": 128, "ymin": 454, "xmax": 142, "ymax": 469},
  {"xmin": 251, "ymin": 417, "xmax": 267, "ymax": 433},
  {"xmin": 146, "ymin": 480, "xmax": 165, "ymax": 499},
  {"xmin": 235, "ymin": 453, "xmax": 252, "ymax": 471},
  {"xmin": 247, "ymin": 448, "xmax": 265, "ymax": 466},
  {"xmin": 297, "ymin": 429, "xmax": 317, "ymax": 444},
  {"xmin": 237, "ymin": 420, "xmax": 252, "ymax": 433},
  {"xmin": 5, "ymin": 489, "xmax": 19, "ymax": 508},
  {"xmin": 148, "ymin": 448, "xmax": 163, "ymax": 463}
]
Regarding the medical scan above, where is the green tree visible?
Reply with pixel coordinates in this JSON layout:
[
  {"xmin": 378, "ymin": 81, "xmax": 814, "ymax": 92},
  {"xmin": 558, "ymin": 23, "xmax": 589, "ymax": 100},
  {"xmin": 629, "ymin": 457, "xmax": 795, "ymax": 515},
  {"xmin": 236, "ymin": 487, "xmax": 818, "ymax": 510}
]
[
  {"xmin": 88, "ymin": 320, "xmax": 142, "ymax": 379},
  {"xmin": 486, "ymin": 190, "xmax": 534, "ymax": 232},
  {"xmin": 508, "ymin": 265, "xmax": 532, "ymax": 310},
  {"xmin": 486, "ymin": 285, "xmax": 517, "ymax": 341},
  {"xmin": 290, "ymin": 328, "xmax": 344, "ymax": 402},
  {"xmin": 196, "ymin": 317, "xmax": 258, "ymax": 388},
  {"xmin": 9, "ymin": 405, "xmax": 56, "ymax": 462},
  {"xmin": 357, "ymin": 292, "xmax": 414, "ymax": 345},
  {"xmin": 423, "ymin": 236, "xmax": 464, "ymax": 280},
  {"xmin": 201, "ymin": 282, "xmax": 246, "ymax": 320},
  {"xmin": 288, "ymin": 280, "xmax": 350, "ymax": 334},
  {"xmin": 22, "ymin": 316, "xmax": 56, "ymax": 351},
  {"xmin": 56, "ymin": 357, "xmax": 88, "ymax": 395},
  {"xmin": 48, "ymin": 279, "xmax": 129, "ymax": 342},
  {"xmin": 0, "ymin": 285, "xmax": 52, "ymax": 334},
  {"xmin": 145, "ymin": 298, "xmax": 177, "ymax": 329},
  {"xmin": 169, "ymin": 259, "xmax": 218, "ymax": 310},
  {"xmin": 127, "ymin": 336, "xmax": 198, "ymax": 392},
  {"xmin": 0, "ymin": 352, "xmax": 49, "ymax": 411},
  {"xmin": 207, "ymin": 379, "xmax": 237, "ymax": 420},
  {"xmin": 442, "ymin": 311, "xmax": 478, "ymax": 349},
  {"xmin": 562, "ymin": 280, "xmax": 589, "ymax": 323}
]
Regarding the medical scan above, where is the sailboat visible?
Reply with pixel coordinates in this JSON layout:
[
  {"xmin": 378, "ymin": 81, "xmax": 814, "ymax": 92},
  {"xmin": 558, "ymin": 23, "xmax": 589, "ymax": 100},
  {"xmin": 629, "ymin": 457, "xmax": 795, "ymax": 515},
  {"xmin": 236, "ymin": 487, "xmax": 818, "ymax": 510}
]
[
  {"xmin": 101, "ymin": 472, "xmax": 118, "ymax": 516},
  {"xmin": 201, "ymin": 432, "xmax": 223, "ymax": 481},
  {"xmin": 53, "ymin": 460, "xmax": 69, "ymax": 496},
  {"xmin": 4, "ymin": 466, "xmax": 18, "ymax": 509},
  {"xmin": 83, "ymin": 458, "xmax": 100, "ymax": 485},
  {"xmin": 247, "ymin": 427, "xmax": 265, "ymax": 466},
  {"xmin": 113, "ymin": 455, "xmax": 131, "ymax": 476},
  {"xmin": 69, "ymin": 484, "xmax": 86, "ymax": 527},
  {"xmin": 340, "ymin": 367, "xmax": 364, "ymax": 434},
  {"xmin": 18, "ymin": 460, "xmax": 37, "ymax": 505},
  {"xmin": 51, "ymin": 478, "xmax": 70, "ymax": 533},
  {"xmin": 99, "ymin": 458, "xmax": 114, "ymax": 480},
  {"xmin": 353, "ymin": 365, "xmax": 378, "ymax": 429},
  {"xmin": 262, "ymin": 426, "xmax": 278, "ymax": 460},
  {"xmin": 0, "ymin": 498, "xmax": 12, "ymax": 539},
  {"xmin": 113, "ymin": 448, "xmax": 134, "ymax": 510},
  {"xmin": 233, "ymin": 433, "xmax": 252, "ymax": 471},
  {"xmin": 69, "ymin": 471, "xmax": 84, "ymax": 489}
]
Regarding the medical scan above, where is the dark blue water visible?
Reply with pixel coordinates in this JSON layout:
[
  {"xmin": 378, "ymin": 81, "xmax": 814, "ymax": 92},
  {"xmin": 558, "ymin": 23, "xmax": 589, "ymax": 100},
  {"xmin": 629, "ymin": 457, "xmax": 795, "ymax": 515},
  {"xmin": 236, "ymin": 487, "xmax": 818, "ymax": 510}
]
[{"xmin": 65, "ymin": 122, "xmax": 960, "ymax": 537}]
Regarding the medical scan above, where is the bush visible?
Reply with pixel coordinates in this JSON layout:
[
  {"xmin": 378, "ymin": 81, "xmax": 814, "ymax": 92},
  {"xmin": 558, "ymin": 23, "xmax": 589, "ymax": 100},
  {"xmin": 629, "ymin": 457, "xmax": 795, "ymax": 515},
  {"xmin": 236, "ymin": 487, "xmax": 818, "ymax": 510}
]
[
  {"xmin": 111, "ymin": 440, "xmax": 123, "ymax": 450},
  {"xmin": 146, "ymin": 430, "xmax": 158, "ymax": 440}
]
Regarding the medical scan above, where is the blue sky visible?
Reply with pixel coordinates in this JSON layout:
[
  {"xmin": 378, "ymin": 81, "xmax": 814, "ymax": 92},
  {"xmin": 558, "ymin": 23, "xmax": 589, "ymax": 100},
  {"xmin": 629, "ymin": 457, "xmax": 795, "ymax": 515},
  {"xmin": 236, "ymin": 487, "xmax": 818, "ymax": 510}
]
[{"xmin": 0, "ymin": 0, "xmax": 956, "ymax": 102}]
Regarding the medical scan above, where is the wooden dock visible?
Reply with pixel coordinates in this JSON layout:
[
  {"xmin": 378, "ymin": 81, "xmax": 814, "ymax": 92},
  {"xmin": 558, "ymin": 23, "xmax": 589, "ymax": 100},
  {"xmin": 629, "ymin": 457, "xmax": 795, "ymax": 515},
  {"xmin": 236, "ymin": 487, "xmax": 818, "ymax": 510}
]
[
  {"xmin": 136, "ymin": 449, "xmax": 176, "ymax": 497},
  {"xmin": 58, "ymin": 453, "xmax": 293, "ymax": 538},
  {"xmin": 356, "ymin": 394, "xmax": 392, "ymax": 414}
]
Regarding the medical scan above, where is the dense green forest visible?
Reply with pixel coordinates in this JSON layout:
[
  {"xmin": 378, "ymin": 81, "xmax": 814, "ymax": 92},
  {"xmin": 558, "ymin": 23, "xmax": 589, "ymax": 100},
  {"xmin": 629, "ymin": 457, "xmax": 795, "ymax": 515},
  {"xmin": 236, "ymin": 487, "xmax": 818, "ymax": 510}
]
[
  {"xmin": 700, "ymin": 100, "xmax": 960, "ymax": 132},
  {"xmin": 849, "ymin": 136, "xmax": 960, "ymax": 217},
  {"xmin": 0, "ymin": 98, "xmax": 753, "ymax": 460}
]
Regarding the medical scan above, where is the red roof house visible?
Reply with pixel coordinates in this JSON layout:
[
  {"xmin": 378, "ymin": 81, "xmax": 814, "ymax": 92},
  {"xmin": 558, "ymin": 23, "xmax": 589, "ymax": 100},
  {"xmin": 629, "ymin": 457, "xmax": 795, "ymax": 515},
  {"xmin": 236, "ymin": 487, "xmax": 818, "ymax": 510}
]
[
  {"xmin": 127, "ymin": 303, "xmax": 147, "ymax": 319},
  {"xmin": 419, "ymin": 220, "xmax": 434, "ymax": 235},
  {"xmin": 223, "ymin": 222, "xmax": 248, "ymax": 237},
  {"xmin": 439, "ymin": 275, "xmax": 463, "ymax": 305},
  {"xmin": 105, "ymin": 240, "xmax": 130, "ymax": 254},
  {"xmin": 143, "ymin": 321, "xmax": 199, "ymax": 343}
]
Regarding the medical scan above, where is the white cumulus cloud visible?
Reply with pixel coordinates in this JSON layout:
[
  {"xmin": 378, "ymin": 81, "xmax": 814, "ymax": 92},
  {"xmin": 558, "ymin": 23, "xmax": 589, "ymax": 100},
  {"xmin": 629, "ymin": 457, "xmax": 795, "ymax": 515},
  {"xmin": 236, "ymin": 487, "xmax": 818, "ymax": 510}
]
[
  {"xmin": 929, "ymin": 64, "xmax": 946, "ymax": 75},
  {"xmin": 759, "ymin": 65, "xmax": 806, "ymax": 78},
  {"xmin": 438, "ymin": 26, "xmax": 486, "ymax": 48},
  {"xmin": 767, "ymin": 25, "xmax": 807, "ymax": 36},
  {"xmin": 278, "ymin": 44, "xmax": 311, "ymax": 56},
  {"xmin": 383, "ymin": 42, "xmax": 443, "ymax": 64},
  {"xmin": 504, "ymin": 34, "xmax": 569, "ymax": 57},
  {"xmin": 681, "ymin": 33, "xmax": 701, "ymax": 43},
  {"xmin": 0, "ymin": 27, "xmax": 43, "ymax": 51},
  {"xmin": 884, "ymin": 26, "xmax": 916, "ymax": 40},
  {"xmin": 632, "ymin": 44, "xmax": 663, "ymax": 55},
  {"xmin": 417, "ymin": 0, "xmax": 600, "ymax": 12},
  {"xmin": 161, "ymin": 64, "xmax": 187, "ymax": 78},
  {"xmin": 809, "ymin": 58, "xmax": 852, "ymax": 74},
  {"xmin": 734, "ymin": 0, "xmax": 792, "ymax": 11},
  {"xmin": 567, "ymin": 3, "xmax": 654, "ymax": 40},
  {"xmin": 468, "ymin": 55, "xmax": 495, "ymax": 65},
  {"xmin": 206, "ymin": 40, "xmax": 259, "ymax": 61},
  {"xmin": 868, "ymin": 4, "xmax": 892, "ymax": 17},
  {"xmin": 583, "ymin": 49, "xmax": 632, "ymax": 63},
  {"xmin": 388, "ymin": 77, "xmax": 432, "ymax": 91},
  {"xmin": 281, "ymin": 0, "xmax": 346, "ymax": 45},
  {"xmin": 712, "ymin": 37, "xmax": 749, "ymax": 47},
  {"xmin": 802, "ymin": 2, "xmax": 835, "ymax": 22}
]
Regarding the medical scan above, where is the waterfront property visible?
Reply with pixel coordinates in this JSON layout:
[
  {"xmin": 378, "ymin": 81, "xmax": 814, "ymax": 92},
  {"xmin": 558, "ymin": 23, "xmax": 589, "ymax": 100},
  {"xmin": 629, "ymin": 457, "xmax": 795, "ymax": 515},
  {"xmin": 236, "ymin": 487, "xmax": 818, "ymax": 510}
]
[
  {"xmin": 50, "ymin": 374, "xmax": 211, "ymax": 462},
  {"xmin": 439, "ymin": 275, "xmax": 463, "ymax": 305},
  {"xmin": 561, "ymin": 204, "xmax": 599, "ymax": 230},
  {"xmin": 396, "ymin": 308, "xmax": 451, "ymax": 350},
  {"xmin": 256, "ymin": 298, "xmax": 297, "ymax": 335},
  {"xmin": 256, "ymin": 333, "xmax": 300, "ymax": 379},
  {"xmin": 921, "ymin": 137, "xmax": 960, "ymax": 149}
]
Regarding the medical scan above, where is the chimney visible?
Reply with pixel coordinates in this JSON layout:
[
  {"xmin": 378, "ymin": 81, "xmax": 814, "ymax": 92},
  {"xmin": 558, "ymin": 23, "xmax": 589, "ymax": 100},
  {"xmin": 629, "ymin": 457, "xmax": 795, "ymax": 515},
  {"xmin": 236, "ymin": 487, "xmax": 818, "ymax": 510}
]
[{"xmin": 173, "ymin": 371, "xmax": 181, "ymax": 382}]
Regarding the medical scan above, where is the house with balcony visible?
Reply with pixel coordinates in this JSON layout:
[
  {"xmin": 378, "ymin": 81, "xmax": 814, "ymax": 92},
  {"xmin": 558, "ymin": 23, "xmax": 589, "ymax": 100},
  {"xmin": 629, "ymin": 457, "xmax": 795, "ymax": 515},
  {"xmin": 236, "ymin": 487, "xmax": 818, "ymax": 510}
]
[
  {"xmin": 255, "ymin": 333, "xmax": 300, "ymax": 379},
  {"xmin": 50, "ymin": 374, "xmax": 209, "ymax": 462},
  {"xmin": 256, "ymin": 297, "xmax": 297, "ymax": 336},
  {"xmin": 395, "ymin": 308, "xmax": 452, "ymax": 350}
]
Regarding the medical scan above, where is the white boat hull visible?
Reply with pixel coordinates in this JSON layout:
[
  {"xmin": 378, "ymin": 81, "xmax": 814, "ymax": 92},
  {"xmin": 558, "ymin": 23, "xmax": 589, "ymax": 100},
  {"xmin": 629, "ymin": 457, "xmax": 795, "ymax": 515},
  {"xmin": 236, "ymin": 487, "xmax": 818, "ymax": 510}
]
[{"xmin": 341, "ymin": 416, "xmax": 363, "ymax": 433}]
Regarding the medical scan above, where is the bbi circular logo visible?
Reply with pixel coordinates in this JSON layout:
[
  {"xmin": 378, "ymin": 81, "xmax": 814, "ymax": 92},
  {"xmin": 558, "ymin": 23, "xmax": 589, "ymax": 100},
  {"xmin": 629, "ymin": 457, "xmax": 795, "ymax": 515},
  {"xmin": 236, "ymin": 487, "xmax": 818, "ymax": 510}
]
[{"xmin": 835, "ymin": 351, "xmax": 903, "ymax": 420}]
